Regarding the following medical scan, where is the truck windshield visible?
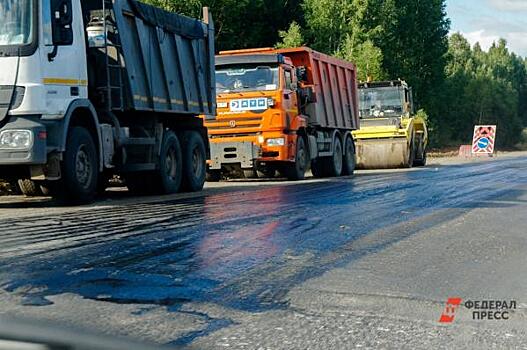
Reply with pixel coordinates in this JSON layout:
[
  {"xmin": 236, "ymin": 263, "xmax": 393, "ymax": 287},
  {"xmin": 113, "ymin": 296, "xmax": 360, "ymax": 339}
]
[
  {"xmin": 0, "ymin": 0, "xmax": 34, "ymax": 46},
  {"xmin": 216, "ymin": 66, "xmax": 279, "ymax": 93},
  {"xmin": 359, "ymin": 87, "xmax": 404, "ymax": 118}
]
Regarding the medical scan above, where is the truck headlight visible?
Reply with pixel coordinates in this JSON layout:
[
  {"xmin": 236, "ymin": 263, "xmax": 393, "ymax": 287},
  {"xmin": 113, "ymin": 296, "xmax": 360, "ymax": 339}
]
[
  {"xmin": 267, "ymin": 138, "xmax": 285, "ymax": 146},
  {"xmin": 0, "ymin": 130, "xmax": 33, "ymax": 149}
]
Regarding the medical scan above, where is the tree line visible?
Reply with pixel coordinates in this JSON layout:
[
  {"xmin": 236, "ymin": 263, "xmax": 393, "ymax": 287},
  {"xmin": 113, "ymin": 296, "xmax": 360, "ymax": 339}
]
[{"xmin": 145, "ymin": 0, "xmax": 527, "ymax": 148}]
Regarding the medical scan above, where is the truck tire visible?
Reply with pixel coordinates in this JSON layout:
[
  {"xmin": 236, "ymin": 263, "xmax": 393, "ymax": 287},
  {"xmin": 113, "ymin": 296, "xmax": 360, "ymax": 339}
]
[
  {"xmin": 342, "ymin": 135, "xmax": 356, "ymax": 176},
  {"xmin": 159, "ymin": 130, "xmax": 184, "ymax": 194},
  {"xmin": 328, "ymin": 137, "xmax": 343, "ymax": 177},
  {"xmin": 206, "ymin": 170, "xmax": 222, "ymax": 182},
  {"xmin": 58, "ymin": 127, "xmax": 99, "ymax": 203},
  {"xmin": 285, "ymin": 136, "xmax": 308, "ymax": 181},
  {"xmin": 181, "ymin": 131, "xmax": 206, "ymax": 192},
  {"xmin": 17, "ymin": 179, "xmax": 43, "ymax": 197},
  {"xmin": 126, "ymin": 132, "xmax": 183, "ymax": 195}
]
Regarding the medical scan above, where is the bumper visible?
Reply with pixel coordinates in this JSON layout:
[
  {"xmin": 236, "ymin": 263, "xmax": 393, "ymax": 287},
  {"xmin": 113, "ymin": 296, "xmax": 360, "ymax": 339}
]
[
  {"xmin": 209, "ymin": 134, "xmax": 294, "ymax": 170},
  {"xmin": 0, "ymin": 116, "xmax": 47, "ymax": 165},
  {"xmin": 209, "ymin": 141, "xmax": 261, "ymax": 170}
]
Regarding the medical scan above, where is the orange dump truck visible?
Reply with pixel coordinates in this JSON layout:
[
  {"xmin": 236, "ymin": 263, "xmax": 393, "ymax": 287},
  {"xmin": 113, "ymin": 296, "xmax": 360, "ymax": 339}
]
[{"xmin": 205, "ymin": 47, "xmax": 360, "ymax": 181}]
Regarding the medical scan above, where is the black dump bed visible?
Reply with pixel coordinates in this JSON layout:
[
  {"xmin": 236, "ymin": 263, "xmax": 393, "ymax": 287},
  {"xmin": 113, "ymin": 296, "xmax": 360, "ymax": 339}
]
[{"xmin": 110, "ymin": 0, "xmax": 216, "ymax": 117}]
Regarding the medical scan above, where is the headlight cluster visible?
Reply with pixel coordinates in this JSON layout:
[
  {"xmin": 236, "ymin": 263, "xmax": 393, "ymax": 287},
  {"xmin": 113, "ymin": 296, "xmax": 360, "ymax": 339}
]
[
  {"xmin": 266, "ymin": 138, "xmax": 285, "ymax": 146},
  {"xmin": 0, "ymin": 130, "xmax": 33, "ymax": 150}
]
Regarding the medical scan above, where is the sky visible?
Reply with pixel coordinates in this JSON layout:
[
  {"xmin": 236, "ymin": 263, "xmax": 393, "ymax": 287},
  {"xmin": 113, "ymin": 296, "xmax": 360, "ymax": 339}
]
[{"xmin": 446, "ymin": 0, "xmax": 527, "ymax": 57}]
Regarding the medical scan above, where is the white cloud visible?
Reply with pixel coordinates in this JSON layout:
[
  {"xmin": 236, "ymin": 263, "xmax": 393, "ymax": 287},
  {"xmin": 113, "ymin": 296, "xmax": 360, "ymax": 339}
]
[
  {"xmin": 506, "ymin": 32, "xmax": 527, "ymax": 56},
  {"xmin": 487, "ymin": 0, "xmax": 527, "ymax": 11},
  {"xmin": 458, "ymin": 29, "xmax": 527, "ymax": 56},
  {"xmin": 461, "ymin": 30, "xmax": 500, "ymax": 50}
]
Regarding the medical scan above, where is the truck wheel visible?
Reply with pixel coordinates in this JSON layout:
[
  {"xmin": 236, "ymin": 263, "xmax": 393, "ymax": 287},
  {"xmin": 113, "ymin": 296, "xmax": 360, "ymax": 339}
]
[
  {"xmin": 126, "ymin": 133, "xmax": 183, "ymax": 195},
  {"xmin": 181, "ymin": 131, "xmax": 206, "ymax": 192},
  {"xmin": 328, "ymin": 137, "xmax": 343, "ymax": 177},
  {"xmin": 58, "ymin": 127, "xmax": 99, "ymax": 203},
  {"xmin": 342, "ymin": 136, "xmax": 356, "ymax": 176},
  {"xmin": 285, "ymin": 136, "xmax": 308, "ymax": 180},
  {"xmin": 158, "ymin": 130, "xmax": 183, "ymax": 194},
  {"xmin": 206, "ymin": 170, "xmax": 222, "ymax": 182},
  {"xmin": 17, "ymin": 179, "xmax": 43, "ymax": 197}
]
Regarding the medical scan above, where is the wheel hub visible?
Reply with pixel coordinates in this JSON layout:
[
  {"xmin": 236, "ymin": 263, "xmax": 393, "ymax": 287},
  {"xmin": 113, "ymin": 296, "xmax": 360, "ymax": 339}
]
[{"xmin": 75, "ymin": 145, "xmax": 92, "ymax": 189}]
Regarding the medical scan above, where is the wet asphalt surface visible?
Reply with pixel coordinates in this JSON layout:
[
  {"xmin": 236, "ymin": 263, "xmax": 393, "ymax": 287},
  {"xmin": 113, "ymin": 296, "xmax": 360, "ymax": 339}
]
[{"xmin": 1, "ymin": 155, "xmax": 527, "ymax": 349}]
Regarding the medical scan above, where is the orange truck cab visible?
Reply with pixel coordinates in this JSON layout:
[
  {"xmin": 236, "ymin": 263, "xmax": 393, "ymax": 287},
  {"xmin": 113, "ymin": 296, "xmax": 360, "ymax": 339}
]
[{"xmin": 205, "ymin": 47, "xmax": 360, "ymax": 181}]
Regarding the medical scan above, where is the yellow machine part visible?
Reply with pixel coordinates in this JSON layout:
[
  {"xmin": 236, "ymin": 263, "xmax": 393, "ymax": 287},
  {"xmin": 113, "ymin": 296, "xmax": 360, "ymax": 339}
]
[
  {"xmin": 355, "ymin": 137, "xmax": 411, "ymax": 169},
  {"xmin": 353, "ymin": 116, "xmax": 428, "ymax": 169}
]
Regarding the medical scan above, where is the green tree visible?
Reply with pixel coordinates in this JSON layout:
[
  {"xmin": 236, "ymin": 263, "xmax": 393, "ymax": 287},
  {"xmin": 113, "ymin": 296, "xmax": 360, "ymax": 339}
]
[
  {"xmin": 143, "ymin": 0, "xmax": 304, "ymax": 51},
  {"xmin": 276, "ymin": 21, "xmax": 304, "ymax": 48},
  {"xmin": 337, "ymin": 37, "xmax": 385, "ymax": 81},
  {"xmin": 438, "ymin": 33, "xmax": 526, "ymax": 147}
]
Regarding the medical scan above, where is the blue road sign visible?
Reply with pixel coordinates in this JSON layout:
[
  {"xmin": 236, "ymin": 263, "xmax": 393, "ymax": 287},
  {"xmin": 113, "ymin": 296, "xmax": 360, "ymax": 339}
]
[{"xmin": 477, "ymin": 137, "xmax": 490, "ymax": 149}]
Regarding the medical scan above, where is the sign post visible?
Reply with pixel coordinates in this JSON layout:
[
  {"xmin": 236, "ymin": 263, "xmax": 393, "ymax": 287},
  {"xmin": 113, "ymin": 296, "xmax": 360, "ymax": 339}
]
[{"xmin": 471, "ymin": 125, "xmax": 497, "ymax": 156}]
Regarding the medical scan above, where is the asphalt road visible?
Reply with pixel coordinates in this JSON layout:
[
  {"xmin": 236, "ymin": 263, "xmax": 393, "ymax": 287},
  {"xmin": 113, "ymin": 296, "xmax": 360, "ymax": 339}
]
[{"xmin": 1, "ymin": 154, "xmax": 527, "ymax": 349}]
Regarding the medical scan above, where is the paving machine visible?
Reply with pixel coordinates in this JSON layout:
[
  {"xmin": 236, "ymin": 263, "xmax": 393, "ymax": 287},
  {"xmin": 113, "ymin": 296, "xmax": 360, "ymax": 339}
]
[{"xmin": 353, "ymin": 80, "xmax": 428, "ymax": 169}]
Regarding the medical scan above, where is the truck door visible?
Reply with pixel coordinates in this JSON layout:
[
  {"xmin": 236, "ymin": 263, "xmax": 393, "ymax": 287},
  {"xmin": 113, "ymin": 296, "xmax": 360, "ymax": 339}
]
[
  {"xmin": 282, "ymin": 68, "xmax": 299, "ymax": 129},
  {"xmin": 40, "ymin": 0, "xmax": 87, "ymax": 116}
]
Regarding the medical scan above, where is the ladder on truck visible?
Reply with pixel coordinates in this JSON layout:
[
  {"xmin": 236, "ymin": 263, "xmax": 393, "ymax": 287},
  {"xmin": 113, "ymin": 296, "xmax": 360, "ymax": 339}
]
[
  {"xmin": 94, "ymin": 0, "xmax": 158, "ymax": 173},
  {"xmin": 97, "ymin": 0, "xmax": 124, "ymax": 111}
]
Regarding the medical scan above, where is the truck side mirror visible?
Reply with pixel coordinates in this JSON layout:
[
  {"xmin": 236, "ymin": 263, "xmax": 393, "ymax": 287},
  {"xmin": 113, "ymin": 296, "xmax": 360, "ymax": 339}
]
[{"xmin": 51, "ymin": 0, "xmax": 73, "ymax": 46}]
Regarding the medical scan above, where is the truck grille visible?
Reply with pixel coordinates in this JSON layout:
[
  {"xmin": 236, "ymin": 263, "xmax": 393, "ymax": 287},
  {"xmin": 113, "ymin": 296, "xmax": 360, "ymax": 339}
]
[{"xmin": 206, "ymin": 115, "xmax": 263, "ymax": 138}]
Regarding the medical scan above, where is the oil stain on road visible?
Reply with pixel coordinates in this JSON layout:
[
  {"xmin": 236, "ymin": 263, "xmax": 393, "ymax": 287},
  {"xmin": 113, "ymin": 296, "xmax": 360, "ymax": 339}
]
[{"xmin": 1, "ymin": 157, "xmax": 527, "ymax": 344}]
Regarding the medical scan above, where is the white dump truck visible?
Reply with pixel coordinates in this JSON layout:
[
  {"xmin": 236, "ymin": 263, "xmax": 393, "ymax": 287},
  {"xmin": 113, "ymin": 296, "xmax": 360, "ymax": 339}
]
[{"xmin": 0, "ymin": 0, "xmax": 216, "ymax": 202}]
